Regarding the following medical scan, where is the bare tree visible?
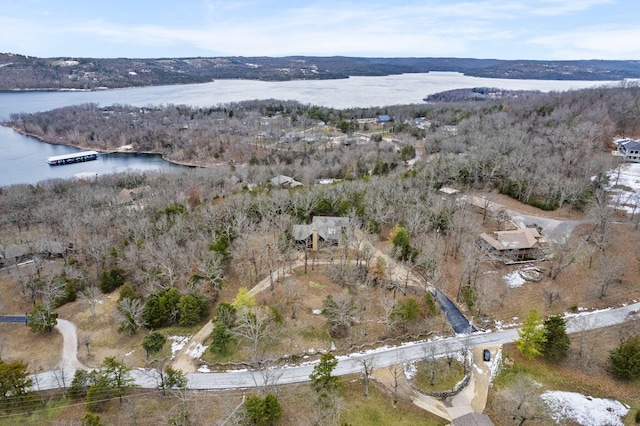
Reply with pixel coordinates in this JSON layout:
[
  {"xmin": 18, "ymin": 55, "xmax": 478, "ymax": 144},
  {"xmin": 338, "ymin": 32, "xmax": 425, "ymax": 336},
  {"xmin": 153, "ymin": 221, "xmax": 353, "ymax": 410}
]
[
  {"xmin": 592, "ymin": 253, "xmax": 624, "ymax": 299},
  {"xmin": 586, "ymin": 188, "xmax": 616, "ymax": 252},
  {"xmin": 545, "ymin": 236, "xmax": 581, "ymax": 280},
  {"xmin": 281, "ymin": 277, "xmax": 304, "ymax": 320},
  {"xmin": 83, "ymin": 285, "xmax": 101, "ymax": 320},
  {"xmin": 354, "ymin": 356, "xmax": 376, "ymax": 396},
  {"xmin": 493, "ymin": 373, "xmax": 548, "ymax": 425},
  {"xmin": 234, "ymin": 307, "xmax": 276, "ymax": 364}
]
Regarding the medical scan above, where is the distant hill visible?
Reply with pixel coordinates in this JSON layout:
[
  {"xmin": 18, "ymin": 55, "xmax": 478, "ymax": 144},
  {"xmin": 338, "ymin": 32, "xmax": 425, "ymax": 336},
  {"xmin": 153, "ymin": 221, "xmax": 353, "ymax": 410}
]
[{"xmin": 1, "ymin": 53, "xmax": 639, "ymax": 91}]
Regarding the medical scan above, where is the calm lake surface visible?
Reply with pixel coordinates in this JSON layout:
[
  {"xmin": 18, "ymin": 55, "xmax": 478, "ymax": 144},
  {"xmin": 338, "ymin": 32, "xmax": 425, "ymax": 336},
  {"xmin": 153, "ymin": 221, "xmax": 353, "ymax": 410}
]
[{"xmin": 0, "ymin": 72, "xmax": 616, "ymax": 187}]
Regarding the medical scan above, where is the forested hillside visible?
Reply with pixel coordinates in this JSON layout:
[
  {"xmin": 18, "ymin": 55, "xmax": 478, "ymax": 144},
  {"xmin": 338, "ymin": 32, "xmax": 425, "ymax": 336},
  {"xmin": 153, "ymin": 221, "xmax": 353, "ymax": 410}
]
[
  {"xmin": 2, "ymin": 52, "xmax": 640, "ymax": 90},
  {"xmin": 7, "ymin": 83, "xmax": 640, "ymax": 210}
]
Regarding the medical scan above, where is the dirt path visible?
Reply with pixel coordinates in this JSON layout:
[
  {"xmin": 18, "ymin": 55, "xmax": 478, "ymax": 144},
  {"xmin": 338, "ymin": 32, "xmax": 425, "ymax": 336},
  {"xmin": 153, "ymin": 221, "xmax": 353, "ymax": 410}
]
[
  {"xmin": 55, "ymin": 319, "xmax": 83, "ymax": 370},
  {"xmin": 171, "ymin": 237, "xmax": 432, "ymax": 373},
  {"xmin": 171, "ymin": 259, "xmax": 305, "ymax": 373}
]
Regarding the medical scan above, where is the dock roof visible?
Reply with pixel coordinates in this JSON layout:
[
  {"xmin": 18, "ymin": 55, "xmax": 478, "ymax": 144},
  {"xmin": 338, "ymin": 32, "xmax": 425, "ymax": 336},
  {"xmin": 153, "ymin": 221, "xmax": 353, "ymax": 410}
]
[{"xmin": 46, "ymin": 150, "xmax": 99, "ymax": 162}]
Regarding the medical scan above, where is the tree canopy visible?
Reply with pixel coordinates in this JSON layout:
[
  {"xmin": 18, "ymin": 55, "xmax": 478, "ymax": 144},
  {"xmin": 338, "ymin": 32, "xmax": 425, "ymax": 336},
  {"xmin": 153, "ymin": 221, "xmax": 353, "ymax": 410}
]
[
  {"xmin": 516, "ymin": 310, "xmax": 546, "ymax": 360},
  {"xmin": 541, "ymin": 315, "xmax": 570, "ymax": 363},
  {"xmin": 609, "ymin": 337, "xmax": 640, "ymax": 380}
]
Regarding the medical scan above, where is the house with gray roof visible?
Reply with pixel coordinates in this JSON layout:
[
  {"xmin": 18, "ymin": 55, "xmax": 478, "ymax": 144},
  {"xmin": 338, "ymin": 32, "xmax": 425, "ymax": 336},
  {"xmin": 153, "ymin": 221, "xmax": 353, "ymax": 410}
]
[
  {"xmin": 614, "ymin": 138, "xmax": 640, "ymax": 163},
  {"xmin": 293, "ymin": 216, "xmax": 350, "ymax": 250},
  {"xmin": 270, "ymin": 175, "xmax": 303, "ymax": 189}
]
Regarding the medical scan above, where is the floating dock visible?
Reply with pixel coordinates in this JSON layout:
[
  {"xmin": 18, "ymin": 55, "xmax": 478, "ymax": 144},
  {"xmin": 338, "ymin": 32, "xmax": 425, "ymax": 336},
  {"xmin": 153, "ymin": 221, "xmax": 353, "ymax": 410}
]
[{"xmin": 46, "ymin": 150, "xmax": 99, "ymax": 166}]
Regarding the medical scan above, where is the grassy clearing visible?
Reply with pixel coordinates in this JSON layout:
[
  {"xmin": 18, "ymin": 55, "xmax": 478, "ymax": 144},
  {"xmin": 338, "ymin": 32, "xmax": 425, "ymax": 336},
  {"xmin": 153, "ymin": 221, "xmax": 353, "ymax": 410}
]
[
  {"xmin": 413, "ymin": 358, "xmax": 465, "ymax": 393},
  {"xmin": 0, "ymin": 397, "xmax": 68, "ymax": 426},
  {"xmin": 339, "ymin": 377, "xmax": 447, "ymax": 426}
]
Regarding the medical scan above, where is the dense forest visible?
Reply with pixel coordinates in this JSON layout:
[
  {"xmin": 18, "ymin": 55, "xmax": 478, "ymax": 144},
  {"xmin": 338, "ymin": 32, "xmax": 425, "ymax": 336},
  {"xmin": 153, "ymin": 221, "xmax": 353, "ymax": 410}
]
[
  {"xmin": 2, "ymin": 82, "xmax": 640, "ymax": 424},
  {"xmin": 7, "ymin": 82, "xmax": 640, "ymax": 210},
  {"xmin": 2, "ymin": 52, "xmax": 640, "ymax": 90}
]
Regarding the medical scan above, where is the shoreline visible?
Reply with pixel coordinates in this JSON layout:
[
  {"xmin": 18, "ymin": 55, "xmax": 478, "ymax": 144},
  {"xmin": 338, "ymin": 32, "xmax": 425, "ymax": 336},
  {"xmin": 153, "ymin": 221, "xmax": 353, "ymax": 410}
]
[{"xmin": 2, "ymin": 123, "xmax": 215, "ymax": 169}]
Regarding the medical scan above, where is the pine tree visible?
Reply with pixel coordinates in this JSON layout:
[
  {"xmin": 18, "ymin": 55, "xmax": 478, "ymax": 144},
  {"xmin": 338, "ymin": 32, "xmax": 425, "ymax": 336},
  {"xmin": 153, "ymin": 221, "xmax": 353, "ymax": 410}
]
[
  {"xmin": 542, "ymin": 315, "xmax": 570, "ymax": 362},
  {"xmin": 609, "ymin": 337, "xmax": 640, "ymax": 380},
  {"xmin": 309, "ymin": 352, "xmax": 340, "ymax": 398},
  {"xmin": 516, "ymin": 309, "xmax": 546, "ymax": 360}
]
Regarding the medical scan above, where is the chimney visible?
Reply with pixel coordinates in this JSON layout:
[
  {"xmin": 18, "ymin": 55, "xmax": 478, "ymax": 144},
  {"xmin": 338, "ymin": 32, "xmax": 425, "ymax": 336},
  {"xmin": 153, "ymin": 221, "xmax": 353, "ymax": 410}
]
[{"xmin": 312, "ymin": 229, "xmax": 319, "ymax": 251}]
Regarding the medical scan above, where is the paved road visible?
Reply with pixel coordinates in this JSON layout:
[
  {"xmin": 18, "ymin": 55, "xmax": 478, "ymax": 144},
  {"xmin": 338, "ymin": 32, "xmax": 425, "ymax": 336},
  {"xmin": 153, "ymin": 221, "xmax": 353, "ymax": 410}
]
[
  {"xmin": 0, "ymin": 315, "xmax": 27, "ymax": 323},
  {"xmin": 431, "ymin": 288, "xmax": 476, "ymax": 334},
  {"xmin": 28, "ymin": 301, "xmax": 640, "ymax": 391}
]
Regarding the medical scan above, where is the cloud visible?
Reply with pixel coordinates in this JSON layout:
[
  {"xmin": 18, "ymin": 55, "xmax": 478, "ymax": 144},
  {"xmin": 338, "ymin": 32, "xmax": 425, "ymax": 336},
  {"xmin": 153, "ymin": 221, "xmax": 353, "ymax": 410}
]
[
  {"xmin": 0, "ymin": 0, "xmax": 635, "ymax": 59},
  {"xmin": 530, "ymin": 0, "xmax": 614, "ymax": 16},
  {"xmin": 528, "ymin": 24, "xmax": 640, "ymax": 59}
]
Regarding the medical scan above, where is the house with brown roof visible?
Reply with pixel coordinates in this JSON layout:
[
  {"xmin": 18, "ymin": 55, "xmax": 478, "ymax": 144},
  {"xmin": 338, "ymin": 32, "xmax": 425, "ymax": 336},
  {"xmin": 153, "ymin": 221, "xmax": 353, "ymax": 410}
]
[{"xmin": 478, "ymin": 227, "xmax": 544, "ymax": 263}]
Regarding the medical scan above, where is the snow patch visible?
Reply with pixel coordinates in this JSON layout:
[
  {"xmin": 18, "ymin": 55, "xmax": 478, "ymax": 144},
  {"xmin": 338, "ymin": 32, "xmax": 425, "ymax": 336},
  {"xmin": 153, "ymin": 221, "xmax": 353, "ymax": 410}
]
[
  {"xmin": 607, "ymin": 162, "xmax": 640, "ymax": 213},
  {"xmin": 197, "ymin": 365, "xmax": 211, "ymax": 373},
  {"xmin": 190, "ymin": 344, "xmax": 206, "ymax": 359},
  {"xmin": 541, "ymin": 391, "xmax": 629, "ymax": 426},
  {"xmin": 169, "ymin": 335, "xmax": 191, "ymax": 359},
  {"xmin": 124, "ymin": 349, "xmax": 135, "ymax": 357},
  {"xmin": 488, "ymin": 346, "xmax": 502, "ymax": 386},
  {"xmin": 312, "ymin": 309, "xmax": 322, "ymax": 315},
  {"xmin": 503, "ymin": 270, "xmax": 525, "ymax": 288}
]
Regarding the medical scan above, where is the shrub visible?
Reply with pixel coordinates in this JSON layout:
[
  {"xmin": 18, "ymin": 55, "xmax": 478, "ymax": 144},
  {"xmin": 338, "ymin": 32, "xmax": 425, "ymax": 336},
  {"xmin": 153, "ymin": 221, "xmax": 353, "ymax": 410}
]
[
  {"xmin": 609, "ymin": 337, "xmax": 640, "ymax": 380},
  {"xmin": 99, "ymin": 267, "xmax": 126, "ymax": 293},
  {"xmin": 27, "ymin": 302, "xmax": 58, "ymax": 333}
]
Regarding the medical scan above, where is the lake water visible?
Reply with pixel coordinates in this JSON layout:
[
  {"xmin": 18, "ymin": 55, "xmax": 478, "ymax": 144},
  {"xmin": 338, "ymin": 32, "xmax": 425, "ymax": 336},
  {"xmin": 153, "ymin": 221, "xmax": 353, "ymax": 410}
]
[{"xmin": 0, "ymin": 72, "xmax": 616, "ymax": 187}]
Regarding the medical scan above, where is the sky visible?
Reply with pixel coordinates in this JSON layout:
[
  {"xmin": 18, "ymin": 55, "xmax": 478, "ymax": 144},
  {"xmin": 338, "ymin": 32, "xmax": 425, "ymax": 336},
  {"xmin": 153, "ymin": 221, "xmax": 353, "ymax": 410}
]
[{"xmin": 1, "ymin": 0, "xmax": 640, "ymax": 60}]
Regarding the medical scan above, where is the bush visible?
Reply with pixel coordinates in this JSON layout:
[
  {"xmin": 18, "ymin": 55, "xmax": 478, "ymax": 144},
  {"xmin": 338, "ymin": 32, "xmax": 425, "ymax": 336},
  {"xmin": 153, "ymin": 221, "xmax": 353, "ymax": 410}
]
[
  {"xmin": 99, "ymin": 267, "xmax": 126, "ymax": 293},
  {"xmin": 118, "ymin": 283, "xmax": 141, "ymax": 302},
  {"xmin": 27, "ymin": 301, "xmax": 58, "ymax": 333},
  {"xmin": 142, "ymin": 331, "xmax": 166, "ymax": 358},
  {"xmin": 609, "ymin": 337, "xmax": 640, "ymax": 380},
  {"xmin": 142, "ymin": 288, "xmax": 181, "ymax": 329},
  {"xmin": 177, "ymin": 294, "xmax": 209, "ymax": 326}
]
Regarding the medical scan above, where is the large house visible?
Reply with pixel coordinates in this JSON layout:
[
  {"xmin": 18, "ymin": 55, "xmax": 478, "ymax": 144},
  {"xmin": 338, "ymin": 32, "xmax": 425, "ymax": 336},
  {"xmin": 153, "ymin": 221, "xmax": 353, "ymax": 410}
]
[
  {"xmin": 293, "ymin": 216, "xmax": 350, "ymax": 250},
  {"xmin": 270, "ymin": 175, "xmax": 303, "ymax": 189},
  {"xmin": 478, "ymin": 227, "xmax": 544, "ymax": 263},
  {"xmin": 614, "ymin": 138, "xmax": 640, "ymax": 163}
]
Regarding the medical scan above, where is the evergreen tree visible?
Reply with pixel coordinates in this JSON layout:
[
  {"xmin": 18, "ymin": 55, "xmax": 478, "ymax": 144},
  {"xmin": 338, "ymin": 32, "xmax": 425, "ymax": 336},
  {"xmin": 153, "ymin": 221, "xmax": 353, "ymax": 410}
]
[
  {"xmin": 245, "ymin": 393, "xmax": 283, "ymax": 426},
  {"xmin": 81, "ymin": 412, "xmax": 104, "ymax": 426},
  {"xmin": 516, "ymin": 310, "xmax": 546, "ymax": 360},
  {"xmin": 177, "ymin": 294, "xmax": 209, "ymax": 326},
  {"xmin": 99, "ymin": 267, "xmax": 126, "ymax": 293},
  {"xmin": 158, "ymin": 367, "xmax": 187, "ymax": 394},
  {"xmin": 541, "ymin": 315, "xmax": 570, "ymax": 362},
  {"xmin": 609, "ymin": 337, "xmax": 640, "ymax": 380},
  {"xmin": 142, "ymin": 331, "xmax": 166, "ymax": 358},
  {"xmin": 209, "ymin": 321, "xmax": 234, "ymax": 355},
  {"xmin": 309, "ymin": 352, "xmax": 340, "ymax": 398},
  {"xmin": 27, "ymin": 301, "xmax": 58, "ymax": 333},
  {"xmin": 142, "ymin": 287, "xmax": 181, "ymax": 329},
  {"xmin": 0, "ymin": 359, "xmax": 34, "ymax": 412}
]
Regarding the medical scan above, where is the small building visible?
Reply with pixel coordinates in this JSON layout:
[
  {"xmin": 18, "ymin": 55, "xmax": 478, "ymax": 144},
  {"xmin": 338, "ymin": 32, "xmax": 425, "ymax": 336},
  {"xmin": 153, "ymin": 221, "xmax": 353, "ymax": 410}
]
[
  {"xmin": 0, "ymin": 240, "xmax": 72, "ymax": 269},
  {"xmin": 116, "ymin": 186, "xmax": 152, "ymax": 205},
  {"xmin": 293, "ymin": 216, "xmax": 350, "ymax": 251},
  {"xmin": 377, "ymin": 115, "xmax": 391, "ymax": 123}
]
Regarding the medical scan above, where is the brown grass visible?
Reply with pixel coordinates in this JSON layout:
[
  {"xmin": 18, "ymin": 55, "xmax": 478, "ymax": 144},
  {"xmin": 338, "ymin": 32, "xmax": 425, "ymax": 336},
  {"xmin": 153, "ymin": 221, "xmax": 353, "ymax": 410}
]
[{"xmin": 486, "ymin": 322, "xmax": 640, "ymax": 425}]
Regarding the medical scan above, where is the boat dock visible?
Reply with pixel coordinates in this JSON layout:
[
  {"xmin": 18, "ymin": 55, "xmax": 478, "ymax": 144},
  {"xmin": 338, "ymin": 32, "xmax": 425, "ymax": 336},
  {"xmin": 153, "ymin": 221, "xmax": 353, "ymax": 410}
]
[{"xmin": 46, "ymin": 150, "xmax": 99, "ymax": 166}]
